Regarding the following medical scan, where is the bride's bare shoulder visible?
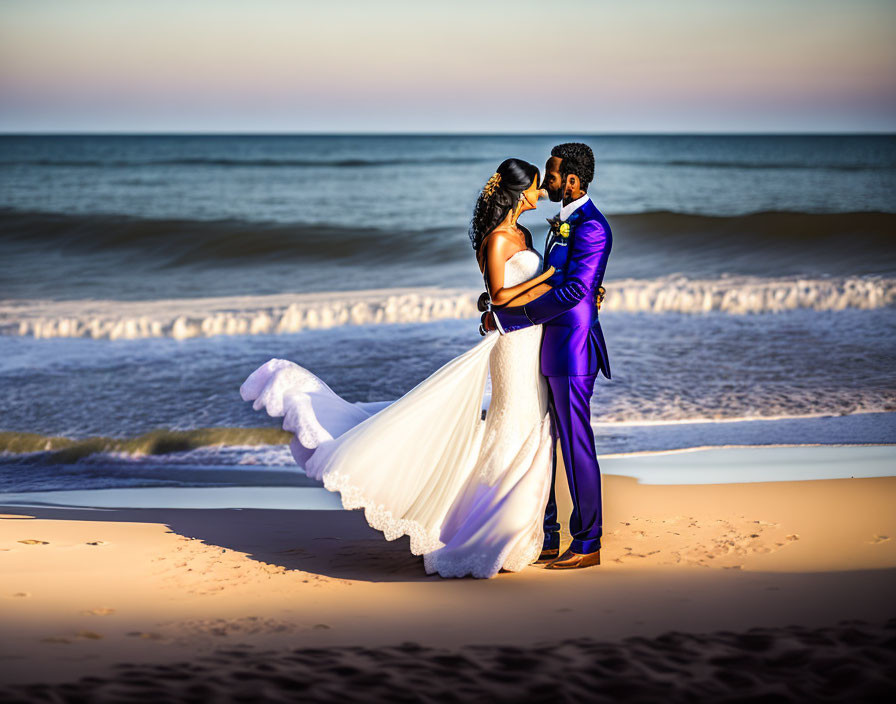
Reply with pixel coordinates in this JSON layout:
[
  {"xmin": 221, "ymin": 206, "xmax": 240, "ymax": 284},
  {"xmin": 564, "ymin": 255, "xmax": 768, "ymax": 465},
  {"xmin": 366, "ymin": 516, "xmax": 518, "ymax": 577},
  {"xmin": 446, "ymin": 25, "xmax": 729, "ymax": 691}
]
[
  {"xmin": 477, "ymin": 228, "xmax": 517, "ymax": 270},
  {"xmin": 485, "ymin": 227, "xmax": 523, "ymax": 253}
]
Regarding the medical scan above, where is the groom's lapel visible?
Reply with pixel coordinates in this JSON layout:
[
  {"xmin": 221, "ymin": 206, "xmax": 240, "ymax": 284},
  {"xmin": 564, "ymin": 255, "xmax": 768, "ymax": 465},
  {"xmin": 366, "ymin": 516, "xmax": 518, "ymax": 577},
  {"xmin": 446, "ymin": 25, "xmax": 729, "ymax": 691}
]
[
  {"xmin": 566, "ymin": 202, "xmax": 589, "ymax": 227},
  {"xmin": 544, "ymin": 212, "xmax": 561, "ymax": 263},
  {"xmin": 559, "ymin": 202, "xmax": 591, "ymax": 249}
]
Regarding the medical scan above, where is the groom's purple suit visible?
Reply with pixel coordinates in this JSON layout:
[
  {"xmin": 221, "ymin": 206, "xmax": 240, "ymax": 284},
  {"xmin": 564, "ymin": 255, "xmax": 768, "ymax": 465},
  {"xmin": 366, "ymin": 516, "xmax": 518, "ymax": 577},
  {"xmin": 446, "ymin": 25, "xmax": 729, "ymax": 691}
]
[{"xmin": 494, "ymin": 196, "xmax": 611, "ymax": 554}]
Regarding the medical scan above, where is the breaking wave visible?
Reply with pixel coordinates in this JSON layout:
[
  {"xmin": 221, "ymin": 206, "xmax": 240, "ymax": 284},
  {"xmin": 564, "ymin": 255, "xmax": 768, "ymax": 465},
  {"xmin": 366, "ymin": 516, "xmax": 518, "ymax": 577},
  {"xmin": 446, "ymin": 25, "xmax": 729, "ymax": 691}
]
[
  {"xmin": 0, "ymin": 209, "xmax": 457, "ymax": 266},
  {"xmin": 2, "ymin": 210, "xmax": 894, "ymax": 272},
  {"xmin": 1, "ymin": 276, "xmax": 893, "ymax": 340},
  {"xmin": 602, "ymin": 275, "xmax": 895, "ymax": 315},
  {"xmin": 0, "ymin": 289, "xmax": 479, "ymax": 340},
  {"xmin": 0, "ymin": 428, "xmax": 291, "ymax": 464}
]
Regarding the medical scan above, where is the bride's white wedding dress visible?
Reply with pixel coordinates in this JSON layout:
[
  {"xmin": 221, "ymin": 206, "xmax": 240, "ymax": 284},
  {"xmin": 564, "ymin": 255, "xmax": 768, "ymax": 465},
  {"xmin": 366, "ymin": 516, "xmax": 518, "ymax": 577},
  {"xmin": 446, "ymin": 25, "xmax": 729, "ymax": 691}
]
[{"xmin": 240, "ymin": 249, "xmax": 552, "ymax": 578}]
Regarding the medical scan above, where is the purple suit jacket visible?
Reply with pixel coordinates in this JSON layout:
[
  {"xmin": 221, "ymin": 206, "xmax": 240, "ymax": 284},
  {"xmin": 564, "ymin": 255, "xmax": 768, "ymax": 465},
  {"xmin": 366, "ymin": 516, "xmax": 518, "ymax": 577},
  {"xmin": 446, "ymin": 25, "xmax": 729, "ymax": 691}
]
[{"xmin": 494, "ymin": 198, "xmax": 611, "ymax": 378}]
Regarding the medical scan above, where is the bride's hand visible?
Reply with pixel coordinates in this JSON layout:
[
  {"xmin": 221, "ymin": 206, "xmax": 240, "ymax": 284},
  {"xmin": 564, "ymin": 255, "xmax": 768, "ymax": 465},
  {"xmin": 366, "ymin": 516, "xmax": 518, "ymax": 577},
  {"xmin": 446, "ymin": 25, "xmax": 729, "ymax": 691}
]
[{"xmin": 479, "ymin": 311, "xmax": 496, "ymax": 335}]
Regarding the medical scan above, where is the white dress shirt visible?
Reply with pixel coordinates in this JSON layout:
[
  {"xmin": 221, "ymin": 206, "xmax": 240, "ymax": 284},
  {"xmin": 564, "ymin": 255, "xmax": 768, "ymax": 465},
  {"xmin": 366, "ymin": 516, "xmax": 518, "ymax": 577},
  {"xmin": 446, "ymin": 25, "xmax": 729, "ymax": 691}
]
[{"xmin": 559, "ymin": 193, "xmax": 591, "ymax": 222}]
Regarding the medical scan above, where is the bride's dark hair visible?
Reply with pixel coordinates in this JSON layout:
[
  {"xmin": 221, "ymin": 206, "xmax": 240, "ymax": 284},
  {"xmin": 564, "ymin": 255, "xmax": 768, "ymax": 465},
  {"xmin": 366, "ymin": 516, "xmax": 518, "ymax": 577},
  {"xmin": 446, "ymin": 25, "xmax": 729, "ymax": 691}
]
[{"xmin": 469, "ymin": 158, "xmax": 540, "ymax": 252}]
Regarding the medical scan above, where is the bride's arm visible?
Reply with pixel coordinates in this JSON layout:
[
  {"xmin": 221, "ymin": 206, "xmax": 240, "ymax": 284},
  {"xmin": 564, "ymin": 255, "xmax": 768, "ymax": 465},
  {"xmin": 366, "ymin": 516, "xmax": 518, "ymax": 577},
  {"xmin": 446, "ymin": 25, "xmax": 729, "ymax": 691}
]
[
  {"xmin": 493, "ymin": 219, "xmax": 610, "ymax": 333},
  {"xmin": 500, "ymin": 280, "xmax": 552, "ymax": 307},
  {"xmin": 490, "ymin": 267, "xmax": 555, "ymax": 307},
  {"xmin": 485, "ymin": 234, "xmax": 555, "ymax": 307}
]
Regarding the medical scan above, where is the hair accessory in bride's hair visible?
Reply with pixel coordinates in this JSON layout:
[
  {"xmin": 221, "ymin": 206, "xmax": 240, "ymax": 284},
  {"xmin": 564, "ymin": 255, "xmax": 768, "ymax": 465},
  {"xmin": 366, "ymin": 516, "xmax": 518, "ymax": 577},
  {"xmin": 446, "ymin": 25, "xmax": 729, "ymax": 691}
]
[{"xmin": 482, "ymin": 172, "xmax": 502, "ymax": 200}]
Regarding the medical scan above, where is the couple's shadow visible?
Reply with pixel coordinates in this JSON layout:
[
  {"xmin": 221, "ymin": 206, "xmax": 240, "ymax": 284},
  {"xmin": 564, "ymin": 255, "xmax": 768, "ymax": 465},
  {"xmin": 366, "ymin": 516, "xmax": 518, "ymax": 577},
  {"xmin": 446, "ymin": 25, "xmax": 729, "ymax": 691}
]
[{"xmin": 2, "ymin": 504, "xmax": 435, "ymax": 583}]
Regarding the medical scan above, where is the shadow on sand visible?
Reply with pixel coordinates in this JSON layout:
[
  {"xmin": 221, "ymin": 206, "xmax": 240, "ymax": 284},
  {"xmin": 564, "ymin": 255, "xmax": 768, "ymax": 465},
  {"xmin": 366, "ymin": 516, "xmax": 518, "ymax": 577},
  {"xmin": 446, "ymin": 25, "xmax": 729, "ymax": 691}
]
[{"xmin": 0, "ymin": 505, "xmax": 440, "ymax": 583}]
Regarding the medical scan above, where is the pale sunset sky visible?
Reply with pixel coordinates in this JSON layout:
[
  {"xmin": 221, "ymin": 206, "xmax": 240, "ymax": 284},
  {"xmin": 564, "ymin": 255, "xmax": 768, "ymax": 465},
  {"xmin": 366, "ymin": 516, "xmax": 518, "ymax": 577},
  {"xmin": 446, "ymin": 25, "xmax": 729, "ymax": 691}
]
[{"xmin": 1, "ymin": 0, "xmax": 894, "ymax": 133}]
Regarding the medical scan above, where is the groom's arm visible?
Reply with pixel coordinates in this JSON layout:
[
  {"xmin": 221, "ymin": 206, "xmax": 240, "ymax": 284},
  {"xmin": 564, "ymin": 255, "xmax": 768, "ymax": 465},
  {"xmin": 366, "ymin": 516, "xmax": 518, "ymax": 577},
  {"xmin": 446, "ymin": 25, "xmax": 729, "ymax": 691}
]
[{"xmin": 493, "ymin": 220, "xmax": 610, "ymax": 333}]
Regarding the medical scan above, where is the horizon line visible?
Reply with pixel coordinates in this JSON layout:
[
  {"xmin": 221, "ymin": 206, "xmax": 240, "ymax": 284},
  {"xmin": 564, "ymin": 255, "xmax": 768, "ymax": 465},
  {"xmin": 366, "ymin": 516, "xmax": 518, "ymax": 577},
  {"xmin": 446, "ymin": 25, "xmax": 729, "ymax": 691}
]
[{"xmin": 1, "ymin": 130, "xmax": 895, "ymax": 137}]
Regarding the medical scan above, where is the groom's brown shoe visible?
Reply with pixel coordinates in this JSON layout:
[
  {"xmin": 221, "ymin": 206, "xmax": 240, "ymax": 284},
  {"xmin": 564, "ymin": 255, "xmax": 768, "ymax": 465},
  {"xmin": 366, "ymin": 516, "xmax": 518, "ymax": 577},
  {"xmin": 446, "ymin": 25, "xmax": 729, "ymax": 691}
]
[
  {"xmin": 544, "ymin": 548, "xmax": 600, "ymax": 570},
  {"xmin": 535, "ymin": 547, "xmax": 559, "ymax": 564}
]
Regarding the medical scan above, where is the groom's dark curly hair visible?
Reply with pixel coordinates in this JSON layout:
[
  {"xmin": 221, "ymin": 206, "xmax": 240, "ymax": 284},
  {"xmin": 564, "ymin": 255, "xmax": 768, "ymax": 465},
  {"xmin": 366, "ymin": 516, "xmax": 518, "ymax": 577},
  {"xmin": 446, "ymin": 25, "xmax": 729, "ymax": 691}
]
[{"xmin": 551, "ymin": 142, "xmax": 595, "ymax": 191}]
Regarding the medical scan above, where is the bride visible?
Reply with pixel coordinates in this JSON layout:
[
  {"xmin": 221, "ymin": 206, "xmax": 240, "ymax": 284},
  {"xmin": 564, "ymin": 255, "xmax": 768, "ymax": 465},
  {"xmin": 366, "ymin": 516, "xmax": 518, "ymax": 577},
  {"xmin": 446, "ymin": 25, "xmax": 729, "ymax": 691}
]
[{"xmin": 240, "ymin": 158, "xmax": 558, "ymax": 578}]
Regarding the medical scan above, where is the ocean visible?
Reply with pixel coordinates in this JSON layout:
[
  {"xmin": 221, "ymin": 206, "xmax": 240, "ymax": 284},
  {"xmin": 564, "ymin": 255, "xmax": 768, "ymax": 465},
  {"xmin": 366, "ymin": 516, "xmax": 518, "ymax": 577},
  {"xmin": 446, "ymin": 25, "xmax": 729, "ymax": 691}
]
[{"xmin": 1, "ymin": 134, "xmax": 894, "ymax": 494}]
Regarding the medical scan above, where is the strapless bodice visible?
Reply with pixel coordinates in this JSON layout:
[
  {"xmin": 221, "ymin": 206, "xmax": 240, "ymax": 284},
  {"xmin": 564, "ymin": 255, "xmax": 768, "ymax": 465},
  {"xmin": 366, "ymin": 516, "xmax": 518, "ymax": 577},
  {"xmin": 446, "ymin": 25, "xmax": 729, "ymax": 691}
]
[{"xmin": 502, "ymin": 249, "xmax": 543, "ymax": 288}]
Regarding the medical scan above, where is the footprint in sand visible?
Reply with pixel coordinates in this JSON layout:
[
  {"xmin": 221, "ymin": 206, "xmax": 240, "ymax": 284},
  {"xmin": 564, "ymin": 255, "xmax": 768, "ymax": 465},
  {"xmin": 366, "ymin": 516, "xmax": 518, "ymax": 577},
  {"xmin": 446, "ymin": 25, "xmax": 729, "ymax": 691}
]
[
  {"xmin": 17, "ymin": 539, "xmax": 49, "ymax": 545},
  {"xmin": 40, "ymin": 631, "xmax": 103, "ymax": 644},
  {"xmin": 127, "ymin": 631, "xmax": 166, "ymax": 641},
  {"xmin": 82, "ymin": 607, "xmax": 116, "ymax": 616}
]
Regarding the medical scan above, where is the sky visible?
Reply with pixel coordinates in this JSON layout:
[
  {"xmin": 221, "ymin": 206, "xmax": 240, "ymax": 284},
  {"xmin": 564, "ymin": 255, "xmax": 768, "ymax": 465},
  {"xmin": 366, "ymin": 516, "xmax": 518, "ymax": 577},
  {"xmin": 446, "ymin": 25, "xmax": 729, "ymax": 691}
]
[{"xmin": 1, "ymin": 0, "xmax": 894, "ymax": 133}]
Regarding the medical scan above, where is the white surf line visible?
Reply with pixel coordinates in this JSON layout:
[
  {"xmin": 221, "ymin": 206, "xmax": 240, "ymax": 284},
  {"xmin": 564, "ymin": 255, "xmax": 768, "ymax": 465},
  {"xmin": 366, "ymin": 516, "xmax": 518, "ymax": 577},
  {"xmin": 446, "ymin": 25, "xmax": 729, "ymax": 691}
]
[
  {"xmin": 0, "ymin": 289, "xmax": 480, "ymax": 340},
  {"xmin": 1, "ymin": 275, "xmax": 893, "ymax": 340},
  {"xmin": 599, "ymin": 442, "xmax": 896, "ymax": 460},
  {"xmin": 591, "ymin": 408, "xmax": 895, "ymax": 427},
  {"xmin": 600, "ymin": 444, "xmax": 896, "ymax": 484},
  {"xmin": 603, "ymin": 275, "xmax": 895, "ymax": 314},
  {"xmin": 0, "ymin": 486, "xmax": 344, "ymax": 511}
]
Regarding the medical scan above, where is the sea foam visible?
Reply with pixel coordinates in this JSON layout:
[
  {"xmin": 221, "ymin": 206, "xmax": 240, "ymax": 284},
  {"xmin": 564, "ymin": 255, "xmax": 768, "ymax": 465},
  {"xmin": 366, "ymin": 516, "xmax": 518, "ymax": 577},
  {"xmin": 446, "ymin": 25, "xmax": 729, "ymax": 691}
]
[
  {"xmin": 2, "ymin": 276, "xmax": 893, "ymax": 341},
  {"xmin": 2, "ymin": 289, "xmax": 480, "ymax": 341}
]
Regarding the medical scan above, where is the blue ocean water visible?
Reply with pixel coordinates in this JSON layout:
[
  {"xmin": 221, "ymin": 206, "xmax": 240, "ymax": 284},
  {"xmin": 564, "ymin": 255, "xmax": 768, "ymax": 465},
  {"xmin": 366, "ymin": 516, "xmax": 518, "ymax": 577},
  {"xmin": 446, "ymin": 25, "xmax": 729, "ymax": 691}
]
[
  {"xmin": 1, "ymin": 134, "xmax": 895, "ymax": 298},
  {"xmin": 0, "ymin": 134, "xmax": 894, "ymax": 492}
]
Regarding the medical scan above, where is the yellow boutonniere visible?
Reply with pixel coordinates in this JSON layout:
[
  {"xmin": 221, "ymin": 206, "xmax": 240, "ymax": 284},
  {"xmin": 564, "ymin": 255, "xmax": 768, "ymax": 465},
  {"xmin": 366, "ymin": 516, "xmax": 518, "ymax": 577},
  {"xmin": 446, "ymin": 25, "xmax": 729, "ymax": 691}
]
[{"xmin": 558, "ymin": 223, "xmax": 570, "ymax": 238}]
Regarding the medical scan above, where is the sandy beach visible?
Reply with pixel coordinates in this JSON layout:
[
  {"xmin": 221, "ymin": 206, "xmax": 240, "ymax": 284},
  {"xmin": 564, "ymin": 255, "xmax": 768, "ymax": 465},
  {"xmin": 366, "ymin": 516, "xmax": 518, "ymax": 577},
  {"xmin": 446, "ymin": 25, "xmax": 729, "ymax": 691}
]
[{"xmin": 2, "ymin": 451, "xmax": 894, "ymax": 702}]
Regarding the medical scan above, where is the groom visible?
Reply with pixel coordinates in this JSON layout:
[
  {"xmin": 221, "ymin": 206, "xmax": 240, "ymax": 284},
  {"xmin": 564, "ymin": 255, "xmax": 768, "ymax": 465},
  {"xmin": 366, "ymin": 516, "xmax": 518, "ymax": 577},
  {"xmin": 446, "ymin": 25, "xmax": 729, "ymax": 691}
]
[{"xmin": 485, "ymin": 142, "xmax": 611, "ymax": 570}]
